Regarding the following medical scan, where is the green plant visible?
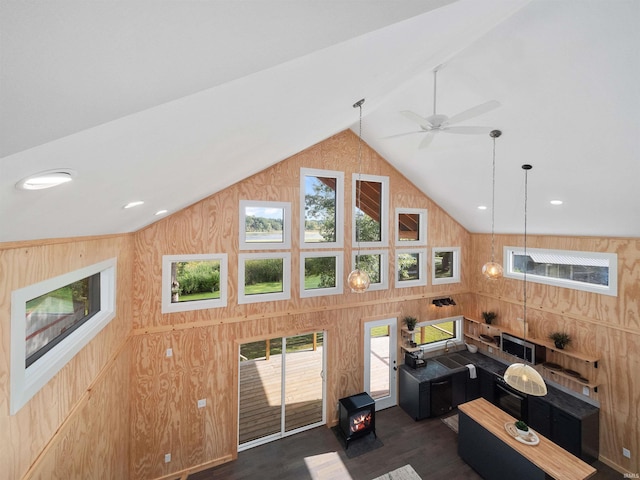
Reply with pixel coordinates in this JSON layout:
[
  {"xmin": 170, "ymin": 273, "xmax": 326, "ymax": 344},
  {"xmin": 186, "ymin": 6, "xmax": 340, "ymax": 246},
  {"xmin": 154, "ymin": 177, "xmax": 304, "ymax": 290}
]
[
  {"xmin": 481, "ymin": 311, "xmax": 497, "ymax": 325},
  {"xmin": 549, "ymin": 332, "xmax": 571, "ymax": 349},
  {"xmin": 403, "ymin": 316, "xmax": 418, "ymax": 331},
  {"xmin": 515, "ymin": 420, "xmax": 528, "ymax": 432}
]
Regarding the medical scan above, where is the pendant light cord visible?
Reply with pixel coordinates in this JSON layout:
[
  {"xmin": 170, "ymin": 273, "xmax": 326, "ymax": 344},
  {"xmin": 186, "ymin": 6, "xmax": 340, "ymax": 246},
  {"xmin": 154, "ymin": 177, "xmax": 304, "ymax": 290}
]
[
  {"xmin": 354, "ymin": 99, "xmax": 365, "ymax": 268},
  {"xmin": 490, "ymin": 135, "xmax": 497, "ymax": 263},
  {"xmin": 522, "ymin": 164, "xmax": 532, "ymax": 346}
]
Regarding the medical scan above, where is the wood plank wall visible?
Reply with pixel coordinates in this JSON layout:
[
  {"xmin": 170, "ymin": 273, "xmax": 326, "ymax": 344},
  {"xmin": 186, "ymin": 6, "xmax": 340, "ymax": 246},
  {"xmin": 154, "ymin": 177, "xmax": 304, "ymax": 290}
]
[
  {"xmin": 469, "ymin": 233, "xmax": 640, "ymax": 473},
  {"xmin": 129, "ymin": 130, "xmax": 473, "ymax": 479},
  {"xmin": 0, "ymin": 235, "xmax": 134, "ymax": 480}
]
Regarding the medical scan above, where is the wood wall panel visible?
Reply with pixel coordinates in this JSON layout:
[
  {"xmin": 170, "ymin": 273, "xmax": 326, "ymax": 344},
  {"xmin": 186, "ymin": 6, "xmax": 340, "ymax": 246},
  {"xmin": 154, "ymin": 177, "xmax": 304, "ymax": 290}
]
[
  {"xmin": 469, "ymin": 233, "xmax": 640, "ymax": 473},
  {"xmin": 0, "ymin": 235, "xmax": 133, "ymax": 480},
  {"xmin": 130, "ymin": 130, "xmax": 474, "ymax": 478}
]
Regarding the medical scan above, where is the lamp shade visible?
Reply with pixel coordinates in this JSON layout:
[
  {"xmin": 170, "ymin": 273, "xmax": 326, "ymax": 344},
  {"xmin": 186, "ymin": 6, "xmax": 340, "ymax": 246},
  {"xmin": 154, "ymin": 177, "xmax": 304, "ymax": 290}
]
[
  {"xmin": 347, "ymin": 268, "xmax": 370, "ymax": 293},
  {"xmin": 482, "ymin": 261, "xmax": 504, "ymax": 280},
  {"xmin": 503, "ymin": 363, "xmax": 547, "ymax": 396}
]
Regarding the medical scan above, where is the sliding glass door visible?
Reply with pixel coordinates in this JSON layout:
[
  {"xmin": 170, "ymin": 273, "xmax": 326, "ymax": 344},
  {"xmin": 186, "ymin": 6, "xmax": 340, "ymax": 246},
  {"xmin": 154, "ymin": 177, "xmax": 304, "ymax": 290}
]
[{"xmin": 238, "ymin": 332, "xmax": 326, "ymax": 450}]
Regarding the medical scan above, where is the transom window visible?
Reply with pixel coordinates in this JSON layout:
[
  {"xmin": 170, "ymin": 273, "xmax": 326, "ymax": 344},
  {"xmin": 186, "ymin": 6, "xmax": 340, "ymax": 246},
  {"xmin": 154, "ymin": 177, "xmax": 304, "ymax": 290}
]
[
  {"xmin": 300, "ymin": 252, "xmax": 343, "ymax": 297},
  {"xmin": 503, "ymin": 246, "xmax": 618, "ymax": 296},
  {"xmin": 239, "ymin": 200, "xmax": 291, "ymax": 250},
  {"xmin": 352, "ymin": 250, "xmax": 389, "ymax": 291},
  {"xmin": 395, "ymin": 248, "xmax": 427, "ymax": 288},
  {"xmin": 352, "ymin": 174, "xmax": 389, "ymax": 247},
  {"xmin": 395, "ymin": 208, "xmax": 427, "ymax": 246},
  {"xmin": 300, "ymin": 168, "xmax": 344, "ymax": 248},
  {"xmin": 238, "ymin": 253, "xmax": 291, "ymax": 304},
  {"xmin": 432, "ymin": 247, "xmax": 461, "ymax": 285}
]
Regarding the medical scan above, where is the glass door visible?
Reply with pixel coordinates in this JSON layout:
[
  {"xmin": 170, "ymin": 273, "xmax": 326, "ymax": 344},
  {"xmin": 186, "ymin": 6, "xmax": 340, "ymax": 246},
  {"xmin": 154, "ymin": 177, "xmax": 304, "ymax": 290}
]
[
  {"xmin": 364, "ymin": 318, "xmax": 397, "ymax": 410},
  {"xmin": 238, "ymin": 332, "xmax": 325, "ymax": 450}
]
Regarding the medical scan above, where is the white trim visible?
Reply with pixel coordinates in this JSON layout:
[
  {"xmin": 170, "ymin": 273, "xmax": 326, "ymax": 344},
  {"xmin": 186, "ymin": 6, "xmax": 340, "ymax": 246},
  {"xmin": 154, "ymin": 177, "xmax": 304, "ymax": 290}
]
[
  {"xmin": 431, "ymin": 247, "xmax": 461, "ymax": 285},
  {"xmin": 415, "ymin": 315, "xmax": 464, "ymax": 354},
  {"xmin": 394, "ymin": 248, "xmax": 427, "ymax": 288},
  {"xmin": 161, "ymin": 254, "xmax": 228, "ymax": 313},
  {"xmin": 352, "ymin": 174, "xmax": 389, "ymax": 248},
  {"xmin": 395, "ymin": 208, "xmax": 427, "ymax": 246},
  {"xmin": 503, "ymin": 246, "xmax": 618, "ymax": 296},
  {"xmin": 239, "ymin": 200, "xmax": 291, "ymax": 250},
  {"xmin": 300, "ymin": 168, "xmax": 344, "ymax": 249},
  {"xmin": 10, "ymin": 257, "xmax": 117, "ymax": 415},
  {"xmin": 351, "ymin": 249, "xmax": 389, "ymax": 291},
  {"xmin": 238, "ymin": 252, "xmax": 291, "ymax": 304},
  {"xmin": 300, "ymin": 251, "xmax": 344, "ymax": 298}
]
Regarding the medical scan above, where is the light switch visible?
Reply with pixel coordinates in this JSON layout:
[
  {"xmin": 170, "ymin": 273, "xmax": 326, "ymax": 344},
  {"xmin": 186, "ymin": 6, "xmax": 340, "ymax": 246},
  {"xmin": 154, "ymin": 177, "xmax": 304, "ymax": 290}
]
[
  {"xmin": 166, "ymin": 348, "xmax": 173, "ymax": 357},
  {"xmin": 197, "ymin": 398, "xmax": 206, "ymax": 408},
  {"xmin": 164, "ymin": 453, "xmax": 171, "ymax": 463}
]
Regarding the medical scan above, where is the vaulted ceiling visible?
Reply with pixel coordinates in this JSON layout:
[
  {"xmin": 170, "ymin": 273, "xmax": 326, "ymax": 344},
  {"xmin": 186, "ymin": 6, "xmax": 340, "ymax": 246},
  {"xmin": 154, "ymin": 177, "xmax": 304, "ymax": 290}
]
[{"xmin": 1, "ymin": 0, "xmax": 638, "ymax": 243}]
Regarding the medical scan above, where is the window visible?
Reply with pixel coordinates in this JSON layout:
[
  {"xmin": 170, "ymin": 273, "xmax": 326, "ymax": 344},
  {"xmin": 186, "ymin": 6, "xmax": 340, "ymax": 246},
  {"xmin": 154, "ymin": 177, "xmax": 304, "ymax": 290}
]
[
  {"xmin": 352, "ymin": 174, "xmax": 389, "ymax": 247},
  {"xmin": 432, "ymin": 247, "xmax": 461, "ymax": 285},
  {"xmin": 503, "ymin": 246, "xmax": 618, "ymax": 296},
  {"xmin": 239, "ymin": 200, "xmax": 291, "ymax": 250},
  {"xmin": 409, "ymin": 316, "xmax": 463, "ymax": 353},
  {"xmin": 352, "ymin": 249, "xmax": 389, "ymax": 291},
  {"xmin": 162, "ymin": 254, "xmax": 228, "ymax": 313},
  {"xmin": 238, "ymin": 253, "xmax": 291, "ymax": 304},
  {"xmin": 300, "ymin": 252, "xmax": 343, "ymax": 298},
  {"xmin": 300, "ymin": 168, "xmax": 344, "ymax": 248},
  {"xmin": 395, "ymin": 208, "xmax": 427, "ymax": 246},
  {"xmin": 395, "ymin": 248, "xmax": 427, "ymax": 288},
  {"xmin": 11, "ymin": 258, "xmax": 116, "ymax": 415}
]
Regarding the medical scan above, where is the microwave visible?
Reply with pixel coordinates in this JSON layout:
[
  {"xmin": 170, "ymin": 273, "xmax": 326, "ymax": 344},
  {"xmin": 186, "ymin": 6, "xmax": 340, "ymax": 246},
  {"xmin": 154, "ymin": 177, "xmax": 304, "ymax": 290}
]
[{"xmin": 501, "ymin": 333, "xmax": 546, "ymax": 365}]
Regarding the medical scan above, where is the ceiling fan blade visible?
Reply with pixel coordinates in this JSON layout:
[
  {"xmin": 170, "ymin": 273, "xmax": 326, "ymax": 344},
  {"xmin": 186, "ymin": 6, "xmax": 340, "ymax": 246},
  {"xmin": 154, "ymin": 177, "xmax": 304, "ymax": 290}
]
[
  {"xmin": 443, "ymin": 126, "xmax": 494, "ymax": 135},
  {"xmin": 418, "ymin": 131, "xmax": 436, "ymax": 149},
  {"xmin": 400, "ymin": 110, "xmax": 432, "ymax": 130},
  {"xmin": 447, "ymin": 100, "xmax": 501, "ymax": 125},
  {"xmin": 384, "ymin": 131, "xmax": 425, "ymax": 139}
]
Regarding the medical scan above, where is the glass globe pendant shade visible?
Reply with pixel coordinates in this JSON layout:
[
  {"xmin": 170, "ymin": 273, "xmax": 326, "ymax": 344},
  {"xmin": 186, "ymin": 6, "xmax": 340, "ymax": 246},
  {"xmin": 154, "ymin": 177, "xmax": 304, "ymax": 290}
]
[
  {"xmin": 348, "ymin": 268, "xmax": 370, "ymax": 293},
  {"xmin": 482, "ymin": 261, "xmax": 504, "ymax": 280},
  {"xmin": 504, "ymin": 363, "xmax": 547, "ymax": 396}
]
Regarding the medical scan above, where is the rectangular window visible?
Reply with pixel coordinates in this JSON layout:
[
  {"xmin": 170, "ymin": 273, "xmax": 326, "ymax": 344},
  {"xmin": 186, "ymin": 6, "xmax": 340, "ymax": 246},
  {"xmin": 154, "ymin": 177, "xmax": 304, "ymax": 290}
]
[
  {"xmin": 353, "ymin": 250, "xmax": 389, "ymax": 291},
  {"xmin": 395, "ymin": 248, "xmax": 427, "ymax": 288},
  {"xmin": 162, "ymin": 254, "xmax": 228, "ymax": 313},
  {"xmin": 352, "ymin": 174, "xmax": 389, "ymax": 247},
  {"xmin": 503, "ymin": 246, "xmax": 618, "ymax": 296},
  {"xmin": 432, "ymin": 247, "xmax": 461, "ymax": 285},
  {"xmin": 300, "ymin": 252, "xmax": 343, "ymax": 298},
  {"xmin": 395, "ymin": 208, "xmax": 427, "ymax": 246},
  {"xmin": 239, "ymin": 200, "xmax": 291, "ymax": 250},
  {"xmin": 408, "ymin": 316, "xmax": 463, "ymax": 354},
  {"xmin": 300, "ymin": 168, "xmax": 344, "ymax": 248},
  {"xmin": 11, "ymin": 258, "xmax": 116, "ymax": 415},
  {"xmin": 238, "ymin": 253, "xmax": 291, "ymax": 304}
]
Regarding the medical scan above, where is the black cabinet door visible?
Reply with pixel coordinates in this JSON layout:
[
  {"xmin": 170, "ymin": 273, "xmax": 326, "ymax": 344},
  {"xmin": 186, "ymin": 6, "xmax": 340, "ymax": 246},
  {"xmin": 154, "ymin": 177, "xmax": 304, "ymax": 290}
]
[
  {"xmin": 479, "ymin": 368, "xmax": 495, "ymax": 403},
  {"xmin": 452, "ymin": 370, "xmax": 467, "ymax": 407},
  {"xmin": 528, "ymin": 396, "xmax": 552, "ymax": 437},
  {"xmin": 552, "ymin": 408, "xmax": 582, "ymax": 457},
  {"xmin": 430, "ymin": 378, "xmax": 452, "ymax": 416}
]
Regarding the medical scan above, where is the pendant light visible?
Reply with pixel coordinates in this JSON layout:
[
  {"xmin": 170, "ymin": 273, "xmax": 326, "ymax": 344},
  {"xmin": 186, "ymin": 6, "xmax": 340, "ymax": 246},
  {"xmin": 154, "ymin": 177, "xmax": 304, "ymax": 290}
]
[
  {"xmin": 504, "ymin": 164, "xmax": 547, "ymax": 396},
  {"xmin": 482, "ymin": 130, "xmax": 503, "ymax": 279},
  {"xmin": 348, "ymin": 98, "xmax": 371, "ymax": 293}
]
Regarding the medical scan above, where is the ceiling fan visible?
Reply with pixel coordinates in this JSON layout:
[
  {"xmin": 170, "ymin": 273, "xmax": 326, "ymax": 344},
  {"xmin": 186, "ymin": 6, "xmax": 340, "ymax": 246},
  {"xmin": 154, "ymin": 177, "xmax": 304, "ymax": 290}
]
[{"xmin": 395, "ymin": 64, "xmax": 500, "ymax": 149}]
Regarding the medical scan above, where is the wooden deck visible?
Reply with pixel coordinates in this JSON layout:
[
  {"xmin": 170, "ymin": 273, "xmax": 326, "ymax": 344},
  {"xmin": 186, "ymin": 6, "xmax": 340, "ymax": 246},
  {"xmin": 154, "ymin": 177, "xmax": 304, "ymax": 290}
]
[{"xmin": 239, "ymin": 337, "xmax": 392, "ymax": 445}]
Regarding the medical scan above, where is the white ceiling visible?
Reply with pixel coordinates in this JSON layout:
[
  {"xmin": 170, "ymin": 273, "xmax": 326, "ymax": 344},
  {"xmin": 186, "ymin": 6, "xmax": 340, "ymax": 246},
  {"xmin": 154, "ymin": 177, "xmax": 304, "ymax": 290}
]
[{"xmin": 1, "ymin": 0, "xmax": 638, "ymax": 243}]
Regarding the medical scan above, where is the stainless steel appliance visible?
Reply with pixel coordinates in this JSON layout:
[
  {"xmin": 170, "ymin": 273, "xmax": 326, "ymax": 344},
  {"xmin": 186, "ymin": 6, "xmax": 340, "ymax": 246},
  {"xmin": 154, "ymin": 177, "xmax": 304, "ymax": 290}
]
[
  {"xmin": 494, "ymin": 370, "xmax": 528, "ymax": 421},
  {"xmin": 501, "ymin": 332, "xmax": 546, "ymax": 365}
]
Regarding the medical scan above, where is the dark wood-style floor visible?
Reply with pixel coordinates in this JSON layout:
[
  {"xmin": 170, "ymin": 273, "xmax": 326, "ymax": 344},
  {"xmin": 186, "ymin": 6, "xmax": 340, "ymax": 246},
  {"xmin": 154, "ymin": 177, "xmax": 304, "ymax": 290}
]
[{"xmin": 189, "ymin": 406, "xmax": 621, "ymax": 480}]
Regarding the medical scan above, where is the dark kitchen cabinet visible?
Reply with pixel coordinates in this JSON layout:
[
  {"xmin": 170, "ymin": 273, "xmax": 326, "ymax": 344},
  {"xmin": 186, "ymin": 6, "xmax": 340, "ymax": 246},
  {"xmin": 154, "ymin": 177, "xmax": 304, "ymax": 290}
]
[
  {"xmin": 399, "ymin": 366, "xmax": 431, "ymax": 420},
  {"xmin": 399, "ymin": 365, "xmax": 465, "ymax": 420},
  {"xmin": 478, "ymin": 367, "xmax": 495, "ymax": 403},
  {"xmin": 527, "ymin": 396, "xmax": 599, "ymax": 463}
]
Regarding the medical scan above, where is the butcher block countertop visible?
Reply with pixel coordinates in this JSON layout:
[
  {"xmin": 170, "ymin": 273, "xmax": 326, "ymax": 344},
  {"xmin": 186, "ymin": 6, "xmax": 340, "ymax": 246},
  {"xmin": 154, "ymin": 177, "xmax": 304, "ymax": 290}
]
[{"xmin": 458, "ymin": 398, "xmax": 596, "ymax": 480}]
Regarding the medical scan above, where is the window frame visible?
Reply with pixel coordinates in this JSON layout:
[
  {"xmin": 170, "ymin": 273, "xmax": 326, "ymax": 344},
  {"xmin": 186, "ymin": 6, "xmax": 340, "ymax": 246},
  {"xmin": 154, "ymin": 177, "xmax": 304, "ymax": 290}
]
[
  {"xmin": 394, "ymin": 248, "xmax": 427, "ymax": 288},
  {"xmin": 238, "ymin": 252, "xmax": 291, "ymax": 304},
  {"xmin": 299, "ymin": 168, "xmax": 344, "ymax": 249},
  {"xmin": 413, "ymin": 315, "xmax": 464, "ymax": 354},
  {"xmin": 239, "ymin": 200, "xmax": 292, "ymax": 250},
  {"xmin": 431, "ymin": 247, "xmax": 461, "ymax": 285},
  {"xmin": 503, "ymin": 246, "xmax": 618, "ymax": 296},
  {"xmin": 395, "ymin": 208, "xmax": 427, "ymax": 246},
  {"xmin": 299, "ymin": 251, "xmax": 344, "ymax": 298},
  {"xmin": 10, "ymin": 257, "xmax": 117, "ymax": 415},
  {"xmin": 352, "ymin": 173, "xmax": 390, "ymax": 248},
  {"xmin": 351, "ymin": 249, "xmax": 389, "ymax": 292},
  {"xmin": 161, "ymin": 254, "xmax": 228, "ymax": 313}
]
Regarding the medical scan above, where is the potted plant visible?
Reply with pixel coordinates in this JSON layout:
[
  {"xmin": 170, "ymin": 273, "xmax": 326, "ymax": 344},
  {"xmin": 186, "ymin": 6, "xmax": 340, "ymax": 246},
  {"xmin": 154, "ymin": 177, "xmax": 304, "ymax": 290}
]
[
  {"xmin": 549, "ymin": 332, "xmax": 571, "ymax": 350},
  {"xmin": 514, "ymin": 420, "xmax": 529, "ymax": 437},
  {"xmin": 403, "ymin": 316, "xmax": 418, "ymax": 331},
  {"xmin": 481, "ymin": 311, "xmax": 497, "ymax": 325}
]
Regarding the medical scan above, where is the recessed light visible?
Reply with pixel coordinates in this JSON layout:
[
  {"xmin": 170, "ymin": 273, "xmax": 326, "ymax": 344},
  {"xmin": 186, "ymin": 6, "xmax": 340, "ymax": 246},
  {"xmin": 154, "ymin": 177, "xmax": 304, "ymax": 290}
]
[
  {"xmin": 16, "ymin": 169, "xmax": 75, "ymax": 190},
  {"xmin": 550, "ymin": 200, "xmax": 563, "ymax": 206},
  {"xmin": 477, "ymin": 205, "xmax": 488, "ymax": 210},
  {"xmin": 155, "ymin": 209, "xmax": 168, "ymax": 216},
  {"xmin": 124, "ymin": 201, "xmax": 144, "ymax": 209}
]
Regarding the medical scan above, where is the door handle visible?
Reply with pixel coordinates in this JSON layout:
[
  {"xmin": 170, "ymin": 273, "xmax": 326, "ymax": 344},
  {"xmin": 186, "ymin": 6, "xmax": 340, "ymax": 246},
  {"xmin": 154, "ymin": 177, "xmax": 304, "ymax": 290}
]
[{"xmin": 393, "ymin": 366, "xmax": 398, "ymax": 371}]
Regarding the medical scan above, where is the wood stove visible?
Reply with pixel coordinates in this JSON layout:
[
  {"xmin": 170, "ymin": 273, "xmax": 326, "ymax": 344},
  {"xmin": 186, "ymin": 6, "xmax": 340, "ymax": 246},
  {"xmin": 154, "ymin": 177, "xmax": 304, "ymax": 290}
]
[{"xmin": 338, "ymin": 392, "xmax": 376, "ymax": 449}]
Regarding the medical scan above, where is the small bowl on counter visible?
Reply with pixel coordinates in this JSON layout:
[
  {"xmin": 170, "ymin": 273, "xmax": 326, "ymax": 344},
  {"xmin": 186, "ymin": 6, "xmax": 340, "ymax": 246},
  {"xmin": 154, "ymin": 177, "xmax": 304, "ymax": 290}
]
[{"xmin": 465, "ymin": 343, "xmax": 478, "ymax": 353}]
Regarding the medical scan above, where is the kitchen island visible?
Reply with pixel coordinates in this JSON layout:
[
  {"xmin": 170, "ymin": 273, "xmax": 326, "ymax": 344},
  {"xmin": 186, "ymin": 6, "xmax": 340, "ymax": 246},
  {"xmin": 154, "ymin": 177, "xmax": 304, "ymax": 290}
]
[{"xmin": 458, "ymin": 398, "xmax": 596, "ymax": 480}]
